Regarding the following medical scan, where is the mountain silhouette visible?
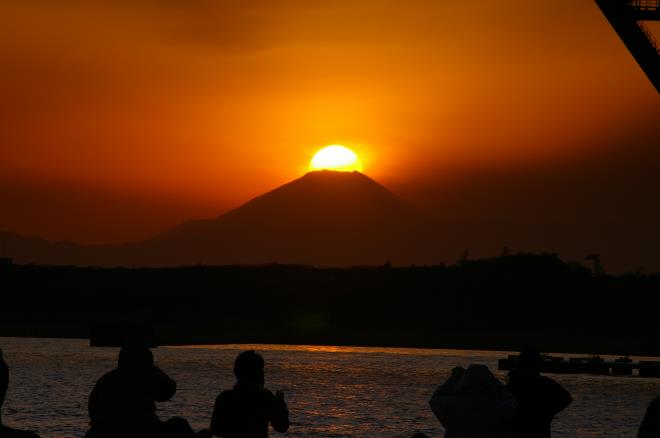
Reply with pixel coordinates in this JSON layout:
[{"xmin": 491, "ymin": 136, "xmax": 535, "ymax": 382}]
[
  {"xmin": 0, "ymin": 171, "xmax": 454, "ymax": 266},
  {"xmin": 156, "ymin": 171, "xmax": 418, "ymax": 238},
  {"xmin": 148, "ymin": 170, "xmax": 439, "ymax": 266}
]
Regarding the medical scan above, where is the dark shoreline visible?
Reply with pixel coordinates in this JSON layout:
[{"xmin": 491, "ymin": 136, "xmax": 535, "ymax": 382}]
[
  {"xmin": 2, "ymin": 253, "xmax": 660, "ymax": 356},
  {"xmin": 2, "ymin": 331, "xmax": 659, "ymax": 359}
]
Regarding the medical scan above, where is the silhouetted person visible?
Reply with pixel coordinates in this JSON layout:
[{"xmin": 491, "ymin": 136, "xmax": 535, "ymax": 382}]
[
  {"xmin": 507, "ymin": 349, "xmax": 572, "ymax": 438},
  {"xmin": 638, "ymin": 397, "xmax": 660, "ymax": 438},
  {"xmin": 85, "ymin": 344, "xmax": 196, "ymax": 438},
  {"xmin": 430, "ymin": 364, "xmax": 516, "ymax": 438},
  {"xmin": 210, "ymin": 350, "xmax": 289, "ymax": 438},
  {"xmin": 0, "ymin": 349, "xmax": 41, "ymax": 438}
]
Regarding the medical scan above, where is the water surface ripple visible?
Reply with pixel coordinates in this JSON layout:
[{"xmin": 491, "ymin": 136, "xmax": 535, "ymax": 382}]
[{"xmin": 1, "ymin": 338, "xmax": 658, "ymax": 437}]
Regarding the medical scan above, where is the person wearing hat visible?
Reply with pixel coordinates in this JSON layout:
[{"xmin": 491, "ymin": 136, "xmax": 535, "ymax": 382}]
[
  {"xmin": 430, "ymin": 364, "xmax": 517, "ymax": 437},
  {"xmin": 86, "ymin": 344, "xmax": 197, "ymax": 438}
]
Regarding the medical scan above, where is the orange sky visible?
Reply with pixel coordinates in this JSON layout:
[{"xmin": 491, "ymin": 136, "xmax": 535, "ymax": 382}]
[{"xmin": 0, "ymin": 0, "xmax": 659, "ymax": 248}]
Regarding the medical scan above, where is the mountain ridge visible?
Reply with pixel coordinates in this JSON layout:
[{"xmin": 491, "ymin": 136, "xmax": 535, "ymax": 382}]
[
  {"xmin": 153, "ymin": 171, "xmax": 425, "ymax": 242},
  {"xmin": 0, "ymin": 171, "xmax": 448, "ymax": 266}
]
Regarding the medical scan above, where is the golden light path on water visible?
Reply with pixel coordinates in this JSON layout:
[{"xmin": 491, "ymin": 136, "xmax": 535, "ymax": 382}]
[{"xmin": 174, "ymin": 343, "xmax": 503, "ymax": 356}]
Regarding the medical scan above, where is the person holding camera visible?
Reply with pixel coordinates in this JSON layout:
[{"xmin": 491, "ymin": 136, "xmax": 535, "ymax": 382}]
[{"xmin": 210, "ymin": 350, "xmax": 289, "ymax": 438}]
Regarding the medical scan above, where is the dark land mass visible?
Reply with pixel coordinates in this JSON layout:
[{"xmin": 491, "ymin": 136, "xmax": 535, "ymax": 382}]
[
  {"xmin": 0, "ymin": 171, "xmax": 448, "ymax": 267},
  {"xmin": 1, "ymin": 253, "xmax": 659, "ymax": 356},
  {"xmin": 1, "ymin": 170, "xmax": 655, "ymax": 272}
]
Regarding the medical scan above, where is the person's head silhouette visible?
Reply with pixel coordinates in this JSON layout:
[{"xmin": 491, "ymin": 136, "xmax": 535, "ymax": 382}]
[
  {"xmin": 517, "ymin": 348, "xmax": 542, "ymax": 373},
  {"xmin": 118, "ymin": 344, "xmax": 154, "ymax": 370},
  {"xmin": 234, "ymin": 350, "xmax": 264, "ymax": 386}
]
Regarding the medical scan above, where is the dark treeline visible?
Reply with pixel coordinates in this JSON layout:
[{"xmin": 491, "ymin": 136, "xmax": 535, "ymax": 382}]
[{"xmin": 1, "ymin": 253, "xmax": 659, "ymax": 355}]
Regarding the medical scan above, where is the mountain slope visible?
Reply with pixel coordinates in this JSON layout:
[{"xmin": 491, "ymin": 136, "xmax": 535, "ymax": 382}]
[
  {"xmin": 0, "ymin": 171, "xmax": 451, "ymax": 266},
  {"xmin": 156, "ymin": 171, "xmax": 419, "ymax": 238},
  {"xmin": 149, "ymin": 171, "xmax": 440, "ymax": 265}
]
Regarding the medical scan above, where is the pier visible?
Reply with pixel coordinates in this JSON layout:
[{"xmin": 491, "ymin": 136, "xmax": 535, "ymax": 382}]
[{"xmin": 498, "ymin": 355, "xmax": 660, "ymax": 377}]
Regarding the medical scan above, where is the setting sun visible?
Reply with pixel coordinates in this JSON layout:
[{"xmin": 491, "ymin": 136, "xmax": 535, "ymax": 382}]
[{"xmin": 309, "ymin": 145, "xmax": 363, "ymax": 172}]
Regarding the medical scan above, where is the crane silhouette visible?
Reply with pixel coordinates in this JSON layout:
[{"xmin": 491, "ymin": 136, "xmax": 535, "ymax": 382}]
[
  {"xmin": 585, "ymin": 253, "xmax": 605, "ymax": 276},
  {"xmin": 595, "ymin": 0, "xmax": 660, "ymax": 92}
]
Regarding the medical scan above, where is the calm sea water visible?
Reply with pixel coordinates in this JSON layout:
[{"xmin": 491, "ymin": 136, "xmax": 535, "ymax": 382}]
[{"xmin": 1, "ymin": 337, "xmax": 659, "ymax": 438}]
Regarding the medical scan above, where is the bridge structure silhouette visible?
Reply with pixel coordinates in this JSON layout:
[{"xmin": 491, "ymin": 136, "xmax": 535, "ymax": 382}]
[{"xmin": 596, "ymin": 0, "xmax": 660, "ymax": 92}]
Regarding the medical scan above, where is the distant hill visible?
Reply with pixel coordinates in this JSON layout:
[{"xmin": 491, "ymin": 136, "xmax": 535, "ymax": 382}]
[
  {"xmin": 0, "ymin": 171, "xmax": 463, "ymax": 266},
  {"xmin": 11, "ymin": 170, "xmax": 639, "ymax": 269},
  {"xmin": 148, "ymin": 170, "xmax": 445, "ymax": 265},
  {"xmin": 0, "ymin": 230, "xmax": 143, "ymax": 267}
]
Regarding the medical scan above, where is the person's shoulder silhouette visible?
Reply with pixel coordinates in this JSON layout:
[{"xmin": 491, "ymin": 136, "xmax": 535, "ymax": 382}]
[
  {"xmin": 507, "ymin": 348, "xmax": 571, "ymax": 438},
  {"xmin": 88, "ymin": 344, "xmax": 175, "ymax": 425},
  {"xmin": 638, "ymin": 397, "xmax": 660, "ymax": 438},
  {"xmin": 86, "ymin": 343, "xmax": 196, "ymax": 438},
  {"xmin": 211, "ymin": 350, "xmax": 289, "ymax": 438},
  {"xmin": 0, "ymin": 349, "xmax": 41, "ymax": 438},
  {"xmin": 430, "ymin": 364, "xmax": 517, "ymax": 438}
]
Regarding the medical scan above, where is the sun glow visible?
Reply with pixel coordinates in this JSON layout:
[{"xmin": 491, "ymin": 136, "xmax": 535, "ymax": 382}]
[{"xmin": 309, "ymin": 145, "xmax": 363, "ymax": 172}]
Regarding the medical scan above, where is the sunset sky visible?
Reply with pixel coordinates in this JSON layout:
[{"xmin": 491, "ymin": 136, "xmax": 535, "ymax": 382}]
[{"xmin": 1, "ymin": 1, "xmax": 658, "ymax": 268}]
